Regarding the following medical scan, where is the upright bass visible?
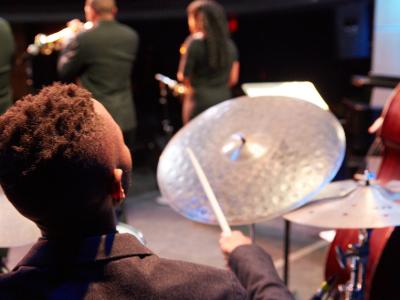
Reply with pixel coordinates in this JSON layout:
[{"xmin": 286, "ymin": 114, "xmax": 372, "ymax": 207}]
[{"xmin": 325, "ymin": 84, "xmax": 400, "ymax": 299}]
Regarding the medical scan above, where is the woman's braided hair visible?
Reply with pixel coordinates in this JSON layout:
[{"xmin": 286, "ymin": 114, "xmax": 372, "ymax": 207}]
[{"xmin": 188, "ymin": 0, "xmax": 230, "ymax": 70}]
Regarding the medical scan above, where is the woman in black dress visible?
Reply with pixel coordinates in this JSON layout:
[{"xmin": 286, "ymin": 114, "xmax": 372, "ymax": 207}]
[{"xmin": 177, "ymin": 0, "xmax": 240, "ymax": 124}]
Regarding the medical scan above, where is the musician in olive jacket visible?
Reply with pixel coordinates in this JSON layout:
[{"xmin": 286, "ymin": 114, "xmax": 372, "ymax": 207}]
[
  {"xmin": 0, "ymin": 83, "xmax": 294, "ymax": 300},
  {"xmin": 0, "ymin": 18, "xmax": 14, "ymax": 115},
  {"xmin": 58, "ymin": 0, "xmax": 139, "ymax": 148}
]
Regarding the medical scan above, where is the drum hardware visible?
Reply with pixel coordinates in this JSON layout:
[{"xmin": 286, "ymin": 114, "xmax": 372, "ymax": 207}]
[
  {"xmin": 185, "ymin": 146, "xmax": 293, "ymax": 284},
  {"xmin": 284, "ymin": 220, "xmax": 291, "ymax": 285},
  {"xmin": 285, "ymin": 148, "xmax": 353, "ymax": 286},
  {"xmin": 333, "ymin": 229, "xmax": 371, "ymax": 300},
  {"xmin": 310, "ymin": 275, "xmax": 338, "ymax": 300},
  {"xmin": 324, "ymin": 85, "xmax": 400, "ymax": 300},
  {"xmin": 249, "ymin": 223, "xmax": 256, "ymax": 242},
  {"xmin": 285, "ymin": 172, "xmax": 400, "ymax": 300},
  {"xmin": 310, "ymin": 180, "xmax": 358, "ymax": 202},
  {"xmin": 158, "ymin": 95, "xmax": 345, "ymax": 287},
  {"xmin": 154, "ymin": 74, "xmax": 176, "ymax": 138},
  {"xmin": 0, "ymin": 256, "xmax": 9, "ymax": 274},
  {"xmin": 284, "ymin": 173, "xmax": 400, "ymax": 229}
]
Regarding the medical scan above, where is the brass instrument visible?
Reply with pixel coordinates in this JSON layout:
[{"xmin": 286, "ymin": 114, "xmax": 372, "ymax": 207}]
[
  {"xmin": 27, "ymin": 20, "xmax": 93, "ymax": 56},
  {"xmin": 155, "ymin": 73, "xmax": 186, "ymax": 96}
]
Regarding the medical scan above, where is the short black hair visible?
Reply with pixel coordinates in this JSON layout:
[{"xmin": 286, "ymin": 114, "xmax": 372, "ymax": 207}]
[{"xmin": 0, "ymin": 83, "xmax": 113, "ymax": 221}]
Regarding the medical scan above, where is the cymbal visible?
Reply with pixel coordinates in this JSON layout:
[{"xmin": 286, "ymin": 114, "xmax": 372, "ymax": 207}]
[
  {"xmin": 311, "ymin": 179, "xmax": 358, "ymax": 202},
  {"xmin": 284, "ymin": 181, "xmax": 400, "ymax": 229},
  {"xmin": 157, "ymin": 96, "xmax": 345, "ymax": 225},
  {"xmin": 0, "ymin": 187, "xmax": 41, "ymax": 247}
]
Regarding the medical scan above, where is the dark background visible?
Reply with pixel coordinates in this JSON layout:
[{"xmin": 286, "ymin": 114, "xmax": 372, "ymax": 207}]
[{"xmin": 2, "ymin": 0, "xmax": 374, "ymax": 162}]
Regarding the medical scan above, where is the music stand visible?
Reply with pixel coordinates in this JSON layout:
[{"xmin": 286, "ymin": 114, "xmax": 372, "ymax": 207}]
[{"xmin": 241, "ymin": 81, "xmax": 329, "ymax": 111}]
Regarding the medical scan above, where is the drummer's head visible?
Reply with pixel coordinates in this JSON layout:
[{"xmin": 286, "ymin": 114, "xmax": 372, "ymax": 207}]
[{"xmin": 0, "ymin": 83, "xmax": 132, "ymax": 237}]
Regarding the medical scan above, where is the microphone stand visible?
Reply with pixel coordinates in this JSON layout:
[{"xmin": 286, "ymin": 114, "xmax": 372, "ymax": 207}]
[
  {"xmin": 157, "ymin": 81, "xmax": 174, "ymax": 139},
  {"xmin": 155, "ymin": 73, "xmax": 186, "ymax": 139}
]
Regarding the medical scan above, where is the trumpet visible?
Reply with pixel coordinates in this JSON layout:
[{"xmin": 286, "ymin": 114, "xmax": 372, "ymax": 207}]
[{"xmin": 27, "ymin": 20, "xmax": 93, "ymax": 56}]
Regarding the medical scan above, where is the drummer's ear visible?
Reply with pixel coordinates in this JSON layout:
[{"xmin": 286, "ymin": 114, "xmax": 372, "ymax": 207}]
[{"xmin": 111, "ymin": 168, "xmax": 126, "ymax": 206}]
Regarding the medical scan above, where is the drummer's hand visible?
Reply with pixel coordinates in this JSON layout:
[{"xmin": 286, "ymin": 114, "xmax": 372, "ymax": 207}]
[{"xmin": 219, "ymin": 230, "xmax": 252, "ymax": 256}]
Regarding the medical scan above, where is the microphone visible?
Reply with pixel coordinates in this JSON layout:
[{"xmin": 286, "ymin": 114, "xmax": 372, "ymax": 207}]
[
  {"xmin": 155, "ymin": 73, "xmax": 178, "ymax": 89},
  {"xmin": 154, "ymin": 73, "xmax": 185, "ymax": 95}
]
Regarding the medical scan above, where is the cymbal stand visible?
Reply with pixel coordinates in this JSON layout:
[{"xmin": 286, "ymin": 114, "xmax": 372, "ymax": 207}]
[
  {"xmin": 0, "ymin": 252, "xmax": 8, "ymax": 274},
  {"xmin": 249, "ymin": 223, "xmax": 256, "ymax": 242},
  {"xmin": 284, "ymin": 220, "xmax": 291, "ymax": 286},
  {"xmin": 336, "ymin": 229, "xmax": 371, "ymax": 300},
  {"xmin": 0, "ymin": 261, "xmax": 8, "ymax": 274},
  {"xmin": 247, "ymin": 221, "xmax": 290, "ymax": 286}
]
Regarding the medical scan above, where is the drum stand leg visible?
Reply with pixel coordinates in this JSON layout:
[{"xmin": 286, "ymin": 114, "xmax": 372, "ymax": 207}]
[
  {"xmin": 0, "ymin": 248, "xmax": 9, "ymax": 274},
  {"xmin": 249, "ymin": 223, "xmax": 256, "ymax": 243},
  {"xmin": 248, "ymin": 222, "xmax": 290, "ymax": 286},
  {"xmin": 284, "ymin": 220, "xmax": 291, "ymax": 286},
  {"xmin": 0, "ymin": 259, "xmax": 8, "ymax": 274}
]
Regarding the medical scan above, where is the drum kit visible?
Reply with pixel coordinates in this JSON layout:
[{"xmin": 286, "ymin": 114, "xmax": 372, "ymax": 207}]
[
  {"xmin": 2, "ymin": 94, "xmax": 400, "ymax": 299},
  {"xmin": 157, "ymin": 95, "xmax": 400, "ymax": 300}
]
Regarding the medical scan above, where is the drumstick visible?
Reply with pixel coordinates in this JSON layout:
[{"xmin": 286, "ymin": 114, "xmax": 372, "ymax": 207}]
[{"xmin": 186, "ymin": 147, "xmax": 231, "ymax": 235}]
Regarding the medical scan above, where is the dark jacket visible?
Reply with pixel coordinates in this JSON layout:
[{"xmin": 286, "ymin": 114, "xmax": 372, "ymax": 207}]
[
  {"xmin": 229, "ymin": 245, "xmax": 294, "ymax": 300},
  {"xmin": 58, "ymin": 20, "xmax": 139, "ymax": 132},
  {"xmin": 0, "ymin": 233, "xmax": 293, "ymax": 300}
]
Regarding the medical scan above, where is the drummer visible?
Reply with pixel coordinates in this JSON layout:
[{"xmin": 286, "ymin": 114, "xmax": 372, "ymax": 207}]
[{"xmin": 0, "ymin": 83, "xmax": 293, "ymax": 300}]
